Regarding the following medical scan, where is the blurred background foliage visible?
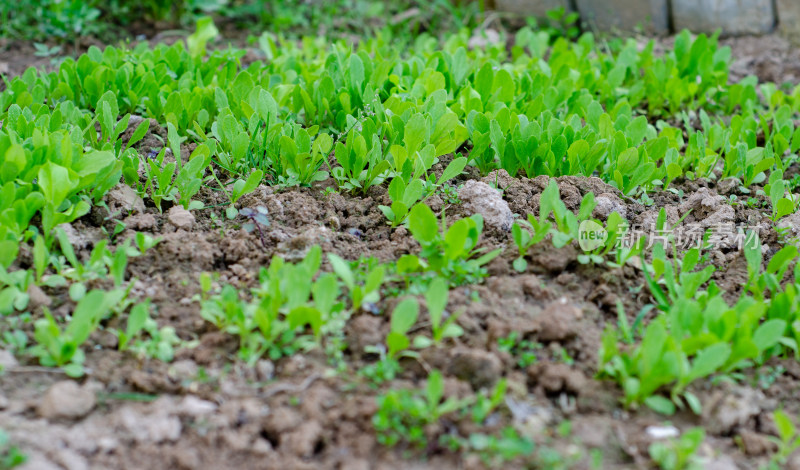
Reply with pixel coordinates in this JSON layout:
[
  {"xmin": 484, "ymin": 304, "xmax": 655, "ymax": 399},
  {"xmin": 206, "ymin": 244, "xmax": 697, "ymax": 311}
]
[{"xmin": 0, "ymin": 0, "xmax": 488, "ymax": 43}]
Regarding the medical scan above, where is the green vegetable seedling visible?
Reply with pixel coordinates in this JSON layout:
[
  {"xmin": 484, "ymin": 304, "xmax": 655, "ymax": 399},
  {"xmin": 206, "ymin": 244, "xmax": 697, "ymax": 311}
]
[{"xmin": 413, "ymin": 277, "xmax": 464, "ymax": 348}]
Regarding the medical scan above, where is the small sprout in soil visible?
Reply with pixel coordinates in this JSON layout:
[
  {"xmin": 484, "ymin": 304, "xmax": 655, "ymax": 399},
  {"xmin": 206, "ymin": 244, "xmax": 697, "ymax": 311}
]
[
  {"xmin": 648, "ymin": 427, "xmax": 705, "ymax": 470},
  {"xmin": 0, "ymin": 429, "xmax": 26, "ymax": 469},
  {"xmin": 497, "ymin": 332, "xmax": 540, "ymax": 368},
  {"xmin": 240, "ymin": 206, "xmax": 270, "ymax": 250}
]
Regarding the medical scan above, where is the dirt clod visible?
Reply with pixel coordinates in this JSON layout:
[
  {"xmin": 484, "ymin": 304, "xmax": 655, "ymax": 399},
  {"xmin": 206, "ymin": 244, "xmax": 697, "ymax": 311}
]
[
  {"xmin": 703, "ymin": 386, "xmax": 773, "ymax": 435},
  {"xmin": 26, "ymin": 284, "xmax": 51, "ymax": 310},
  {"xmin": 167, "ymin": 206, "xmax": 196, "ymax": 231},
  {"xmin": 105, "ymin": 183, "xmax": 146, "ymax": 215},
  {"xmin": 534, "ymin": 297, "xmax": 583, "ymax": 342},
  {"xmin": 38, "ymin": 381, "xmax": 97, "ymax": 420},
  {"xmin": 739, "ymin": 429, "xmax": 778, "ymax": 456},
  {"xmin": 283, "ymin": 420, "xmax": 323, "ymax": 457},
  {"xmin": 447, "ymin": 348, "xmax": 503, "ymax": 389},
  {"xmin": 116, "ymin": 399, "xmax": 182, "ymax": 443},
  {"xmin": 527, "ymin": 363, "xmax": 587, "ymax": 395},
  {"xmin": 593, "ymin": 193, "xmax": 628, "ymax": 219}
]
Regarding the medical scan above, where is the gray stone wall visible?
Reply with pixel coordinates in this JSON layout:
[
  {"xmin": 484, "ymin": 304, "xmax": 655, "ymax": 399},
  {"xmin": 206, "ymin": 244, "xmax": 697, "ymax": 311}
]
[{"xmin": 491, "ymin": 0, "xmax": 794, "ymax": 38}]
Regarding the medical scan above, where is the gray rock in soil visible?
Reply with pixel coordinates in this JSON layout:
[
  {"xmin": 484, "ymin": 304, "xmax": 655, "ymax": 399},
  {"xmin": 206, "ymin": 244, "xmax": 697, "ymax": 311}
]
[
  {"xmin": 167, "ymin": 205, "xmax": 195, "ymax": 231},
  {"xmin": 38, "ymin": 381, "xmax": 96, "ymax": 420},
  {"xmin": 593, "ymin": 192, "xmax": 627, "ymax": 220},
  {"xmin": 458, "ymin": 180, "xmax": 514, "ymax": 231},
  {"xmin": 672, "ymin": 0, "xmax": 775, "ymax": 35},
  {"xmin": 576, "ymin": 0, "xmax": 669, "ymax": 34}
]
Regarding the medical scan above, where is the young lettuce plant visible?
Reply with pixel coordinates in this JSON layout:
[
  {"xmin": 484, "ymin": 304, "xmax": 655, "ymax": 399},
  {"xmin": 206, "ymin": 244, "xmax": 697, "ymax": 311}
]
[
  {"xmin": 412, "ymin": 277, "xmax": 464, "ymax": 349},
  {"xmin": 31, "ymin": 288, "xmax": 126, "ymax": 377},
  {"xmin": 601, "ymin": 274, "xmax": 789, "ymax": 415},
  {"xmin": 143, "ymin": 143, "xmax": 212, "ymax": 211},
  {"xmin": 379, "ymin": 156, "xmax": 467, "ymax": 228},
  {"xmin": 743, "ymin": 230, "xmax": 798, "ymax": 301},
  {"xmin": 403, "ymin": 203, "xmax": 502, "ymax": 286},
  {"xmin": 118, "ymin": 300, "xmax": 184, "ymax": 362},
  {"xmin": 200, "ymin": 246, "xmax": 342, "ymax": 364},
  {"xmin": 327, "ymin": 254, "xmax": 385, "ymax": 312},
  {"xmin": 510, "ymin": 217, "xmax": 550, "ymax": 272},
  {"xmin": 648, "ymin": 427, "xmax": 705, "ymax": 470},
  {"xmin": 766, "ymin": 169, "xmax": 797, "ymax": 222},
  {"xmin": 769, "ymin": 410, "xmax": 800, "ymax": 467},
  {"xmin": 387, "ymin": 297, "xmax": 419, "ymax": 359},
  {"xmin": 538, "ymin": 179, "xmax": 596, "ymax": 248},
  {"xmin": 379, "ymin": 176, "xmax": 425, "ymax": 229},
  {"xmin": 332, "ymin": 124, "xmax": 390, "ymax": 195},
  {"xmin": 373, "ymin": 370, "xmax": 471, "ymax": 448},
  {"xmin": 577, "ymin": 211, "xmax": 628, "ymax": 266},
  {"xmin": 0, "ymin": 267, "xmax": 34, "ymax": 316}
]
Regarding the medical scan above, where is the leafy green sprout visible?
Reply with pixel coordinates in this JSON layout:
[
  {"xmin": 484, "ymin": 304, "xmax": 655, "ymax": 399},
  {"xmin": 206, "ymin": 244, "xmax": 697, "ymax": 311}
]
[
  {"xmin": 411, "ymin": 277, "xmax": 464, "ymax": 349},
  {"xmin": 0, "ymin": 429, "xmax": 25, "ymax": 469},
  {"xmin": 497, "ymin": 332, "xmax": 540, "ymax": 368},
  {"xmin": 648, "ymin": 428, "xmax": 705, "ymax": 470},
  {"xmin": 373, "ymin": 370, "xmax": 471, "ymax": 448},
  {"xmin": 31, "ymin": 288, "xmax": 127, "ymax": 377},
  {"xmin": 402, "ymin": 203, "xmax": 501, "ymax": 286},
  {"xmin": 768, "ymin": 409, "xmax": 800, "ymax": 467},
  {"xmin": 118, "ymin": 300, "xmax": 185, "ymax": 362}
]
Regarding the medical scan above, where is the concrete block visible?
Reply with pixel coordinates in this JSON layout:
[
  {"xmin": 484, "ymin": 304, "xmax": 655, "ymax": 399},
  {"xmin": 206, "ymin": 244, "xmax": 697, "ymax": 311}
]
[
  {"xmin": 777, "ymin": 0, "xmax": 800, "ymax": 44},
  {"xmin": 575, "ymin": 0, "xmax": 669, "ymax": 34},
  {"xmin": 493, "ymin": 0, "xmax": 571, "ymax": 17},
  {"xmin": 672, "ymin": 0, "xmax": 775, "ymax": 35}
]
